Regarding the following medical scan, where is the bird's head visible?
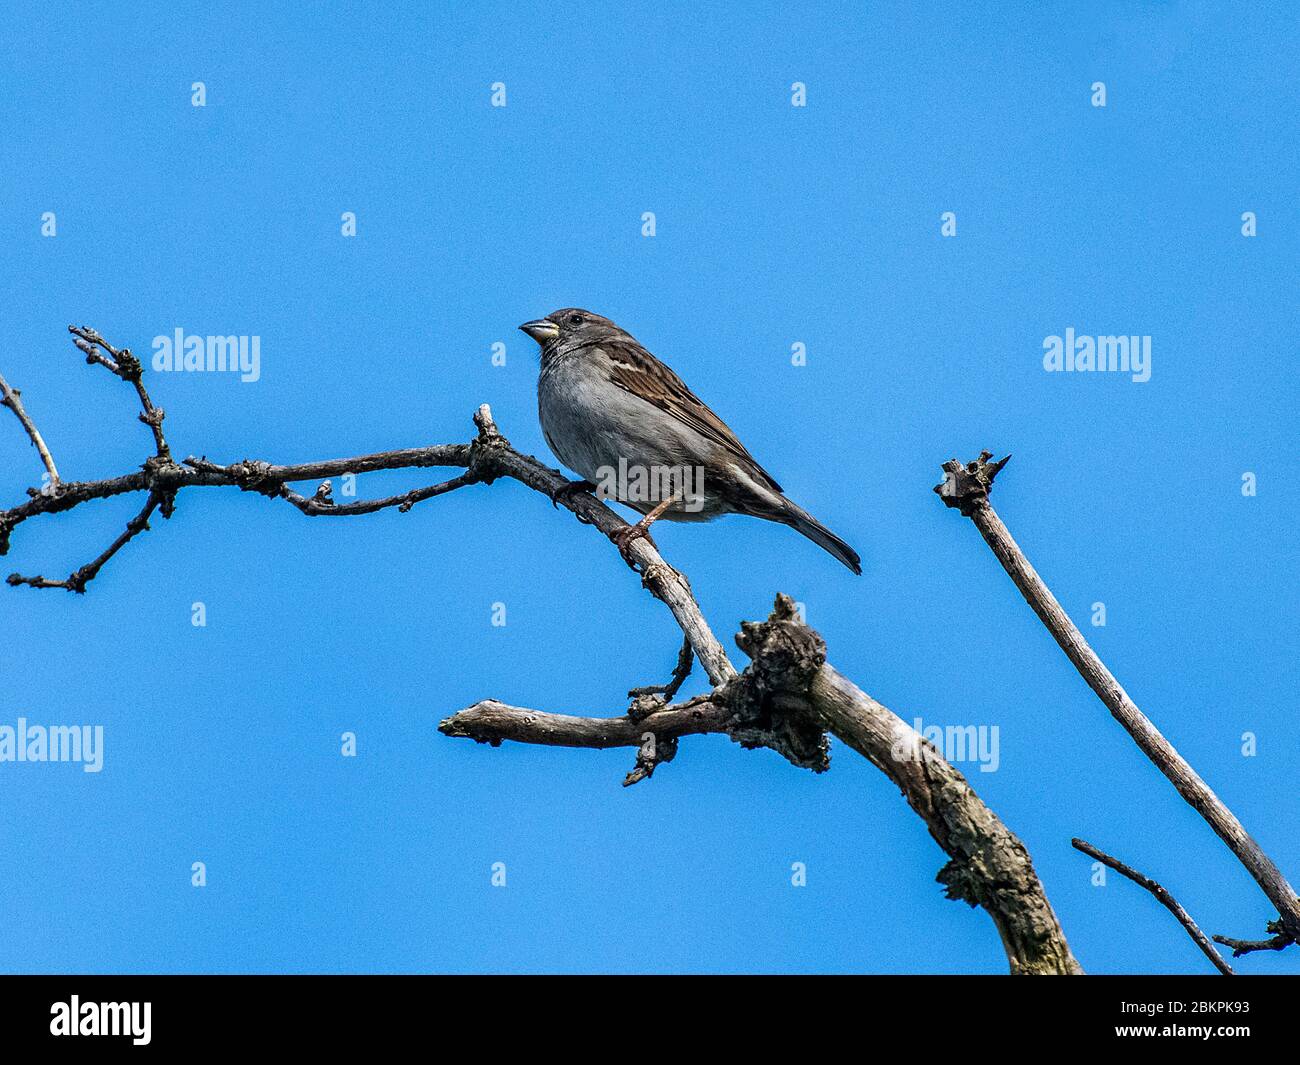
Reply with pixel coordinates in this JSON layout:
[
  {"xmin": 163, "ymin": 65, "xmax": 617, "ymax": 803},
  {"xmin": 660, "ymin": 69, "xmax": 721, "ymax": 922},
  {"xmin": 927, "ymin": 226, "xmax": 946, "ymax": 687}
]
[{"xmin": 519, "ymin": 308, "xmax": 623, "ymax": 354}]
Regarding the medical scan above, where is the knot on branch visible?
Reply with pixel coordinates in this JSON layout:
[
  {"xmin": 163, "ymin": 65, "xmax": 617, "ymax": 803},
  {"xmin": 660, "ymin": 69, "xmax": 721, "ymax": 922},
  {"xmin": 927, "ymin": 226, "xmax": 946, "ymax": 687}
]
[
  {"xmin": 639, "ymin": 559, "xmax": 688, "ymax": 599},
  {"xmin": 114, "ymin": 348, "xmax": 144, "ymax": 382},
  {"xmin": 468, "ymin": 404, "xmax": 510, "ymax": 484},
  {"xmin": 225, "ymin": 460, "xmax": 284, "ymax": 498},
  {"xmin": 138, "ymin": 406, "xmax": 164, "ymax": 430},
  {"xmin": 723, "ymin": 593, "xmax": 830, "ymax": 772},
  {"xmin": 142, "ymin": 455, "xmax": 183, "ymax": 517},
  {"xmin": 736, "ymin": 593, "xmax": 826, "ymax": 684},
  {"xmin": 624, "ymin": 732, "xmax": 678, "ymax": 787},
  {"xmin": 936, "ymin": 856, "xmax": 988, "ymax": 908},
  {"xmin": 934, "ymin": 451, "xmax": 1011, "ymax": 516},
  {"xmin": 628, "ymin": 693, "xmax": 666, "ymax": 721},
  {"xmin": 63, "ymin": 568, "xmax": 91, "ymax": 595},
  {"xmin": 938, "ymin": 832, "xmax": 1041, "ymax": 917},
  {"xmin": 1267, "ymin": 915, "xmax": 1295, "ymax": 940}
]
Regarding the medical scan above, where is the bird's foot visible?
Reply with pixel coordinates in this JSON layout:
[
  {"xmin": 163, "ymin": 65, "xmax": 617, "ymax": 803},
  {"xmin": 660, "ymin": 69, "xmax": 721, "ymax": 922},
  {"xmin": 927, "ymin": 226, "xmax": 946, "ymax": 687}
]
[
  {"xmin": 550, "ymin": 478, "xmax": 598, "ymax": 520},
  {"xmin": 610, "ymin": 520, "xmax": 658, "ymax": 565},
  {"xmin": 610, "ymin": 493, "xmax": 680, "ymax": 566},
  {"xmin": 550, "ymin": 478, "xmax": 597, "ymax": 507}
]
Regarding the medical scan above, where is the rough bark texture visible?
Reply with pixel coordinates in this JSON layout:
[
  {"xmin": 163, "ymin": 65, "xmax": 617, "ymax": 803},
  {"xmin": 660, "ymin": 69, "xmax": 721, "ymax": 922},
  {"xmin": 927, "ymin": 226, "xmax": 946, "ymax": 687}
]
[
  {"xmin": 740, "ymin": 596, "xmax": 1082, "ymax": 975},
  {"xmin": 444, "ymin": 595, "xmax": 1084, "ymax": 975}
]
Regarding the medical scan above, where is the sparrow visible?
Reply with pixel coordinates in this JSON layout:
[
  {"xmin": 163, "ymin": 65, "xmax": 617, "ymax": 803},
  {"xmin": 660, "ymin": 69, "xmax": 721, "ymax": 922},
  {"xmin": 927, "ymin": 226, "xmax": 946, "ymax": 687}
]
[{"xmin": 519, "ymin": 308, "xmax": 861, "ymax": 574}]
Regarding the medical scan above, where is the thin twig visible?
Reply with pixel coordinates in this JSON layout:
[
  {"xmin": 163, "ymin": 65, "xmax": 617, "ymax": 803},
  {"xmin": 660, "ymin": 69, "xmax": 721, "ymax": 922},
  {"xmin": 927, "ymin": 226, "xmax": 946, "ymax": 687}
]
[
  {"xmin": 628, "ymin": 635, "xmax": 694, "ymax": 702},
  {"xmin": 622, "ymin": 637, "xmax": 694, "ymax": 783},
  {"xmin": 937, "ymin": 452, "xmax": 1300, "ymax": 944},
  {"xmin": 1212, "ymin": 931, "xmax": 1295, "ymax": 958},
  {"xmin": 279, "ymin": 472, "xmax": 480, "ymax": 515},
  {"xmin": 69, "ymin": 325, "xmax": 171, "ymax": 460},
  {"xmin": 1071, "ymin": 838, "xmax": 1233, "ymax": 975},
  {"xmin": 7, "ymin": 491, "xmax": 160, "ymax": 593},
  {"xmin": 622, "ymin": 731, "xmax": 678, "ymax": 787},
  {"xmin": 0, "ymin": 371, "xmax": 61, "ymax": 488}
]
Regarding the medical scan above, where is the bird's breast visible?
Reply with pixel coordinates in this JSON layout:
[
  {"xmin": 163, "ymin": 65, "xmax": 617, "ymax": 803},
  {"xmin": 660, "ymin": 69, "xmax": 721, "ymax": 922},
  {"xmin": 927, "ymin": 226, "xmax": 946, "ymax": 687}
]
[
  {"xmin": 538, "ymin": 356, "xmax": 623, "ymax": 481},
  {"xmin": 537, "ymin": 352, "xmax": 728, "ymax": 520}
]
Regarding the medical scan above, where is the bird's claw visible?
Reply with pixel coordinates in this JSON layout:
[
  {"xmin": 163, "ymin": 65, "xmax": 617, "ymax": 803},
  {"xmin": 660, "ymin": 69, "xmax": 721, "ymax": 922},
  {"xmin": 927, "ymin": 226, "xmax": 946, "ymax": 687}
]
[
  {"xmin": 551, "ymin": 478, "xmax": 598, "ymax": 524},
  {"xmin": 550, "ymin": 478, "xmax": 597, "ymax": 510},
  {"xmin": 610, "ymin": 521, "xmax": 658, "ymax": 565}
]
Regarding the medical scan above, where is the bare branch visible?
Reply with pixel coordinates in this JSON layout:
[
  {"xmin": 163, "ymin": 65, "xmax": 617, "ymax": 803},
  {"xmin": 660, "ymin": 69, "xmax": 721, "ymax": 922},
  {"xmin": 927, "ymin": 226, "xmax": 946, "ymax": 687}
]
[
  {"xmin": 2, "ymin": 332, "xmax": 736, "ymax": 687},
  {"xmin": 278, "ymin": 472, "xmax": 481, "ymax": 516},
  {"xmin": 443, "ymin": 595, "xmax": 1083, "ymax": 976},
  {"xmin": 799, "ymin": 672, "xmax": 1079, "ymax": 974},
  {"xmin": 1212, "ymin": 929, "xmax": 1295, "ymax": 958},
  {"xmin": 0, "ymin": 371, "xmax": 60, "ymax": 488},
  {"xmin": 8, "ymin": 326, "xmax": 1087, "ymax": 974},
  {"xmin": 181, "ymin": 447, "xmax": 473, "ymax": 486},
  {"xmin": 1071, "ymin": 838, "xmax": 1233, "ymax": 975},
  {"xmin": 936, "ymin": 452, "xmax": 1300, "ymax": 945},
  {"xmin": 69, "ymin": 325, "xmax": 171, "ymax": 460},
  {"xmin": 442, "ymin": 694, "xmax": 729, "ymax": 750},
  {"xmin": 628, "ymin": 635, "xmax": 694, "ymax": 703},
  {"xmin": 7, "ymin": 491, "xmax": 161, "ymax": 593}
]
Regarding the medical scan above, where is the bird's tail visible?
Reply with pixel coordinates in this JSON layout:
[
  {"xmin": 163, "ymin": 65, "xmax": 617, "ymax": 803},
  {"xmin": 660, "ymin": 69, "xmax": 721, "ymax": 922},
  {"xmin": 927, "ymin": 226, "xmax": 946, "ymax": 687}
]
[{"xmin": 780, "ymin": 502, "xmax": 862, "ymax": 575}]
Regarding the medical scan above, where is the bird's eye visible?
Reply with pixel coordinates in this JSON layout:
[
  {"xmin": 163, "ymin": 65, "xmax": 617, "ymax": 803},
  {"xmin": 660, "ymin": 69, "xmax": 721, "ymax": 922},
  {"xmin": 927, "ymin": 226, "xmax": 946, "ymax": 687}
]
[{"xmin": 568, "ymin": 313, "xmax": 584, "ymax": 326}]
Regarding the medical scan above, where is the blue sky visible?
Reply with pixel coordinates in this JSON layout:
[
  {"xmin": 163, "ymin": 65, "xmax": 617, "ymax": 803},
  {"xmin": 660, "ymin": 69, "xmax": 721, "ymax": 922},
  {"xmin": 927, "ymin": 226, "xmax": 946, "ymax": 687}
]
[{"xmin": 0, "ymin": 1, "xmax": 1295, "ymax": 973}]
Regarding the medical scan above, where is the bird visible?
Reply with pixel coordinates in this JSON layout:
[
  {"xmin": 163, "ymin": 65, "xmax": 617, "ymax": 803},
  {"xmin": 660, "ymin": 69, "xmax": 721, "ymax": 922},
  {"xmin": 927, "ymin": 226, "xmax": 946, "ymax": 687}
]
[{"xmin": 518, "ymin": 308, "xmax": 861, "ymax": 574}]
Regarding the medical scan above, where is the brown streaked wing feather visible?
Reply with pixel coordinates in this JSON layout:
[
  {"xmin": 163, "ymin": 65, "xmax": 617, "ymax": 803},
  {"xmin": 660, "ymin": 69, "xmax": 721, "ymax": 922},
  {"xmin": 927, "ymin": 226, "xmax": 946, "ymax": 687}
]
[{"xmin": 602, "ymin": 337, "xmax": 783, "ymax": 494}]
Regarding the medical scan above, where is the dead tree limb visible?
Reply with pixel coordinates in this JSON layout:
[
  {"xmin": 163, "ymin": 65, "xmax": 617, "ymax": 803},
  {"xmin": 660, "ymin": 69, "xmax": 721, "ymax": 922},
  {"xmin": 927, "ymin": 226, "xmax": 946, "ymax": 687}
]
[
  {"xmin": 936, "ymin": 451, "xmax": 1300, "ymax": 949},
  {"xmin": 0, "ymin": 370, "xmax": 60, "ymax": 488},
  {"xmin": 445, "ymin": 595, "xmax": 1083, "ymax": 975},
  {"xmin": 1, "ymin": 330, "xmax": 735, "ymax": 687},
  {"xmin": 68, "ymin": 325, "xmax": 172, "ymax": 461},
  {"xmin": 1212, "ymin": 927, "xmax": 1295, "ymax": 958},
  {"xmin": 1071, "ymin": 838, "xmax": 1232, "ymax": 975},
  {"xmin": 3, "ymin": 326, "xmax": 1082, "ymax": 974}
]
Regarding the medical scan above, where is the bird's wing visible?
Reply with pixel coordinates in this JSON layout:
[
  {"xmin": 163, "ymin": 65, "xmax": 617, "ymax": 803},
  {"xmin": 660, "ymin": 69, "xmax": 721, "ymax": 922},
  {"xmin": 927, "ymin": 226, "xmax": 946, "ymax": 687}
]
[{"xmin": 602, "ymin": 337, "xmax": 784, "ymax": 494}]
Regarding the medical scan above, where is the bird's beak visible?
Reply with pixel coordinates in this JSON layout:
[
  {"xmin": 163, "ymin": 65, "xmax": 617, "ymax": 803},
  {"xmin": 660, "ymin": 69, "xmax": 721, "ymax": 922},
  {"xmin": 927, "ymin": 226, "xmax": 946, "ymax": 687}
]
[{"xmin": 519, "ymin": 319, "xmax": 560, "ymax": 344}]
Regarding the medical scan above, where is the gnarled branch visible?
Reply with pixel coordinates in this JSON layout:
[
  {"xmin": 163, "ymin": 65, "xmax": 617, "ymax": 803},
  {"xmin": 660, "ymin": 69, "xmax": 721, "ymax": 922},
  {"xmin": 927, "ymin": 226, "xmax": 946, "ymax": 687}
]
[{"xmin": 443, "ymin": 595, "xmax": 1083, "ymax": 976}]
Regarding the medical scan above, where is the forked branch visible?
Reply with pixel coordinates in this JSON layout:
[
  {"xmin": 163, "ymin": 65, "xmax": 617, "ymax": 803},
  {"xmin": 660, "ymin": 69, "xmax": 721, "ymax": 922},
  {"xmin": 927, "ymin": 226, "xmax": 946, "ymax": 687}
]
[
  {"xmin": 0, "ymin": 329, "xmax": 733, "ymax": 687},
  {"xmin": 3, "ymin": 326, "xmax": 1080, "ymax": 975},
  {"xmin": 444, "ymin": 595, "xmax": 1083, "ymax": 975}
]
